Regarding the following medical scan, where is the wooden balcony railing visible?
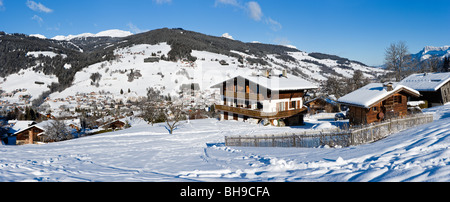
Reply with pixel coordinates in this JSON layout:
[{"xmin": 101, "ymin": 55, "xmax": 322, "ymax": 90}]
[
  {"xmin": 215, "ymin": 104, "xmax": 307, "ymax": 119},
  {"xmin": 223, "ymin": 91, "xmax": 265, "ymax": 101}
]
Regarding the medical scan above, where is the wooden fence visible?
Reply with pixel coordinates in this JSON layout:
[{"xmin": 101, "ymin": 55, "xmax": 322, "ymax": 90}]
[{"xmin": 225, "ymin": 113, "xmax": 434, "ymax": 148}]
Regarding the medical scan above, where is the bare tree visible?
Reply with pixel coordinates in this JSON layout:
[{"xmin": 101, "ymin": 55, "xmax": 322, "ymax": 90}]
[
  {"xmin": 146, "ymin": 87, "xmax": 163, "ymax": 102},
  {"xmin": 43, "ymin": 120, "xmax": 73, "ymax": 142},
  {"xmin": 322, "ymin": 76, "xmax": 345, "ymax": 98},
  {"xmin": 384, "ymin": 41, "xmax": 409, "ymax": 81},
  {"xmin": 163, "ymin": 103, "xmax": 186, "ymax": 134},
  {"xmin": 141, "ymin": 105, "xmax": 162, "ymax": 126},
  {"xmin": 348, "ymin": 70, "xmax": 369, "ymax": 92},
  {"xmin": 426, "ymin": 56, "xmax": 441, "ymax": 72}
]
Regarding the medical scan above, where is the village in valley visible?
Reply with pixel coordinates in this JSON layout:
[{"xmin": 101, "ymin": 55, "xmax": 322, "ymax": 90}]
[
  {"xmin": 1, "ymin": 36, "xmax": 450, "ymax": 147},
  {"xmin": 1, "ymin": 48, "xmax": 450, "ymax": 147}
]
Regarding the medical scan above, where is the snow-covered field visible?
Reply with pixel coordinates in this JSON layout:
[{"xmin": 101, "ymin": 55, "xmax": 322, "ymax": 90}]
[{"xmin": 1, "ymin": 104, "xmax": 450, "ymax": 182}]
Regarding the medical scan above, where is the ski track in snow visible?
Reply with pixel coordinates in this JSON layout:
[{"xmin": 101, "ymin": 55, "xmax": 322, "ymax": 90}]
[{"xmin": 1, "ymin": 104, "xmax": 450, "ymax": 182}]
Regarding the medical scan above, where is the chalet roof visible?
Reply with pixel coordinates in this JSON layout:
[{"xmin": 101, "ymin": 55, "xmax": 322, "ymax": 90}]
[
  {"xmin": 7, "ymin": 120, "xmax": 37, "ymax": 134},
  {"xmin": 211, "ymin": 73, "xmax": 318, "ymax": 91},
  {"xmin": 338, "ymin": 83, "xmax": 420, "ymax": 108},
  {"xmin": 398, "ymin": 72, "xmax": 450, "ymax": 92},
  {"xmin": 101, "ymin": 119, "xmax": 126, "ymax": 128},
  {"xmin": 13, "ymin": 124, "xmax": 46, "ymax": 136},
  {"xmin": 12, "ymin": 120, "xmax": 73, "ymax": 136},
  {"xmin": 305, "ymin": 96, "xmax": 338, "ymax": 105}
]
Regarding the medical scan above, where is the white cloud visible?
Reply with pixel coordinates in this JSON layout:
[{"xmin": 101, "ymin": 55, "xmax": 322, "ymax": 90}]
[
  {"xmin": 246, "ymin": 1, "xmax": 263, "ymax": 21},
  {"xmin": 273, "ymin": 37, "xmax": 291, "ymax": 46},
  {"xmin": 214, "ymin": 0, "xmax": 282, "ymax": 31},
  {"xmin": 221, "ymin": 33, "xmax": 234, "ymax": 40},
  {"xmin": 153, "ymin": 0, "xmax": 172, "ymax": 4},
  {"xmin": 0, "ymin": 0, "xmax": 4, "ymax": 10},
  {"xmin": 31, "ymin": 15, "xmax": 44, "ymax": 26},
  {"xmin": 26, "ymin": 0, "xmax": 53, "ymax": 13},
  {"xmin": 127, "ymin": 22, "xmax": 148, "ymax": 34},
  {"xmin": 215, "ymin": 0, "xmax": 241, "ymax": 7},
  {"xmin": 266, "ymin": 17, "xmax": 282, "ymax": 31}
]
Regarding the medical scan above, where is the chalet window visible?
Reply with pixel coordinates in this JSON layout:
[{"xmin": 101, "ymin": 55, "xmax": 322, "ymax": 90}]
[
  {"xmin": 373, "ymin": 106, "xmax": 378, "ymax": 112},
  {"xmin": 222, "ymin": 82, "xmax": 226, "ymax": 95},
  {"xmin": 291, "ymin": 101, "xmax": 296, "ymax": 109},
  {"xmin": 245, "ymin": 80, "xmax": 250, "ymax": 93},
  {"xmin": 257, "ymin": 102, "xmax": 263, "ymax": 110}
]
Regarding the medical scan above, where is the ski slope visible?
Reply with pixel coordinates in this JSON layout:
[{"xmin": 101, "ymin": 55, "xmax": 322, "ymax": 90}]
[{"xmin": 1, "ymin": 104, "xmax": 450, "ymax": 182}]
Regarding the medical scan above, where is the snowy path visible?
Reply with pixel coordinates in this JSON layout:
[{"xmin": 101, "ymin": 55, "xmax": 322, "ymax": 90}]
[{"xmin": 1, "ymin": 104, "xmax": 450, "ymax": 182}]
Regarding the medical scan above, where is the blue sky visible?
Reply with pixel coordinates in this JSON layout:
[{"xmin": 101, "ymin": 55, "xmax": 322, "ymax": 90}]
[{"xmin": 0, "ymin": 0, "xmax": 449, "ymax": 66}]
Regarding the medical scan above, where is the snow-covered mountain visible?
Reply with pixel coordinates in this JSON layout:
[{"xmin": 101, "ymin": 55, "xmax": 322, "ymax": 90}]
[
  {"xmin": 0, "ymin": 28, "xmax": 387, "ymax": 115},
  {"xmin": 52, "ymin": 29, "xmax": 133, "ymax": 41},
  {"xmin": 411, "ymin": 45, "xmax": 450, "ymax": 61}
]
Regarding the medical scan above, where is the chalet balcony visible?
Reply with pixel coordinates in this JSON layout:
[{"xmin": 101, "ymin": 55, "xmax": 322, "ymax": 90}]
[
  {"xmin": 215, "ymin": 104, "xmax": 307, "ymax": 119},
  {"xmin": 223, "ymin": 91, "xmax": 265, "ymax": 101}
]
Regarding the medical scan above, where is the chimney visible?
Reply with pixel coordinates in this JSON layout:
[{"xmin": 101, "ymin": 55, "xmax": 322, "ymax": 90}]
[
  {"xmin": 384, "ymin": 82, "xmax": 394, "ymax": 91},
  {"xmin": 282, "ymin": 69, "xmax": 287, "ymax": 78}
]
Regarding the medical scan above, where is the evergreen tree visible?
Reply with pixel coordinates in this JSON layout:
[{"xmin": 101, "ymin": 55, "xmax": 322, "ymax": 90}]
[
  {"xmin": 120, "ymin": 89, "xmax": 124, "ymax": 95},
  {"xmin": 443, "ymin": 57, "xmax": 450, "ymax": 72}
]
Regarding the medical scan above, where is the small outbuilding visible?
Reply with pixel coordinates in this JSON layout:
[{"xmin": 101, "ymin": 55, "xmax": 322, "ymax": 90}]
[
  {"xmin": 305, "ymin": 96, "xmax": 340, "ymax": 114},
  {"xmin": 398, "ymin": 72, "xmax": 450, "ymax": 108},
  {"xmin": 13, "ymin": 125, "xmax": 45, "ymax": 145},
  {"xmin": 102, "ymin": 120, "xmax": 126, "ymax": 130},
  {"xmin": 338, "ymin": 82, "xmax": 421, "ymax": 125}
]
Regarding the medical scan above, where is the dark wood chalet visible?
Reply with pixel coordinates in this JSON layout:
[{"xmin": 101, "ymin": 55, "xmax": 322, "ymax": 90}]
[
  {"xmin": 13, "ymin": 125, "xmax": 45, "ymax": 145},
  {"xmin": 338, "ymin": 83, "xmax": 421, "ymax": 125},
  {"xmin": 305, "ymin": 96, "xmax": 340, "ymax": 114},
  {"xmin": 211, "ymin": 70, "xmax": 317, "ymax": 126},
  {"xmin": 398, "ymin": 72, "xmax": 450, "ymax": 108},
  {"xmin": 102, "ymin": 120, "xmax": 126, "ymax": 130}
]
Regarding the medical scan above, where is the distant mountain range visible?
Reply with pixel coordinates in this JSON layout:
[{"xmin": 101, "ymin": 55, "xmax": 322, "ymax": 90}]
[
  {"xmin": 51, "ymin": 29, "xmax": 133, "ymax": 41},
  {"xmin": 410, "ymin": 45, "xmax": 450, "ymax": 62}
]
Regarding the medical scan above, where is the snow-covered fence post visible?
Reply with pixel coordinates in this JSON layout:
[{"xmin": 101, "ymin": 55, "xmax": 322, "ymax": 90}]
[{"xmin": 292, "ymin": 135, "xmax": 296, "ymax": 147}]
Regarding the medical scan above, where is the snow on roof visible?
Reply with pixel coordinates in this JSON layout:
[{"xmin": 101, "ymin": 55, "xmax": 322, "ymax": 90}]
[
  {"xmin": 8, "ymin": 120, "xmax": 36, "ymax": 133},
  {"xmin": 338, "ymin": 83, "xmax": 420, "ymax": 108},
  {"xmin": 12, "ymin": 123, "xmax": 45, "ymax": 136},
  {"xmin": 398, "ymin": 72, "xmax": 450, "ymax": 92},
  {"xmin": 11, "ymin": 120, "xmax": 78, "ymax": 136},
  {"xmin": 211, "ymin": 73, "xmax": 318, "ymax": 91}
]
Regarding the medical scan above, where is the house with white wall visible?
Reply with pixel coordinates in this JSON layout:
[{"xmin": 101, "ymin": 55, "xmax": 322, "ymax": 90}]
[{"xmin": 211, "ymin": 70, "xmax": 317, "ymax": 126}]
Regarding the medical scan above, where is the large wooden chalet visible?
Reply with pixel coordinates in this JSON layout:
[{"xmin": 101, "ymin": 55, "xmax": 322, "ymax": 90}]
[
  {"xmin": 398, "ymin": 72, "xmax": 450, "ymax": 108},
  {"xmin": 338, "ymin": 83, "xmax": 420, "ymax": 125},
  {"xmin": 211, "ymin": 70, "xmax": 317, "ymax": 126}
]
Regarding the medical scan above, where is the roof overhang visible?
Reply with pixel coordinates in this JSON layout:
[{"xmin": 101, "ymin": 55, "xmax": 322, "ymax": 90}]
[
  {"xmin": 210, "ymin": 75, "xmax": 318, "ymax": 91},
  {"xmin": 339, "ymin": 86, "xmax": 421, "ymax": 109}
]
